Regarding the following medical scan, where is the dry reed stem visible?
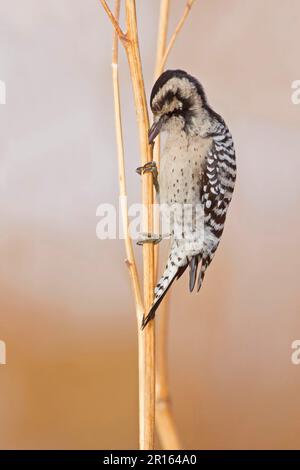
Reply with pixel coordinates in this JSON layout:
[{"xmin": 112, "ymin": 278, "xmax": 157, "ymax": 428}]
[
  {"xmin": 111, "ymin": 1, "xmax": 143, "ymax": 318},
  {"xmin": 124, "ymin": 0, "xmax": 155, "ymax": 450},
  {"xmin": 101, "ymin": 0, "xmax": 155, "ymax": 450},
  {"xmin": 154, "ymin": 0, "xmax": 171, "ymax": 79},
  {"xmin": 101, "ymin": 0, "xmax": 127, "ymax": 41},
  {"xmin": 160, "ymin": 0, "xmax": 196, "ymax": 71}
]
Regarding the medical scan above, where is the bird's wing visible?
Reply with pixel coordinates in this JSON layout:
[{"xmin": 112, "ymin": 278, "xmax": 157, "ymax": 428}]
[
  {"xmin": 196, "ymin": 125, "xmax": 236, "ymax": 290},
  {"xmin": 202, "ymin": 128, "xmax": 236, "ymax": 209}
]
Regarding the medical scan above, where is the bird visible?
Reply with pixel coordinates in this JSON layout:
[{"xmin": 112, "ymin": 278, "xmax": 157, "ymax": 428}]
[{"xmin": 138, "ymin": 69, "xmax": 236, "ymax": 329}]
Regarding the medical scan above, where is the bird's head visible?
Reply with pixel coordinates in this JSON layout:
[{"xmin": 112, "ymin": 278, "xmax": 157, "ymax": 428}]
[{"xmin": 148, "ymin": 69, "xmax": 208, "ymax": 144}]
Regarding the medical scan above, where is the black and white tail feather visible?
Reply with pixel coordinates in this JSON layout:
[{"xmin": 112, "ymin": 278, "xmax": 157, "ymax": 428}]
[{"xmin": 141, "ymin": 243, "xmax": 188, "ymax": 329}]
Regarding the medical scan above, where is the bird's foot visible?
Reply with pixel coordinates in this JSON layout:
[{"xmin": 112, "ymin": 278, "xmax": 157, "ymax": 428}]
[
  {"xmin": 136, "ymin": 162, "xmax": 159, "ymax": 193},
  {"xmin": 136, "ymin": 161, "xmax": 157, "ymax": 176},
  {"xmin": 136, "ymin": 232, "xmax": 162, "ymax": 246}
]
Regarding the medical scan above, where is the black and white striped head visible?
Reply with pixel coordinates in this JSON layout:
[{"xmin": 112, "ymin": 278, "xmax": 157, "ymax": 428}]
[{"xmin": 148, "ymin": 69, "xmax": 210, "ymax": 143}]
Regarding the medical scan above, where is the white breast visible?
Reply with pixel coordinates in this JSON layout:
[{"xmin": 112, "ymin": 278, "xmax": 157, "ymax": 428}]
[{"xmin": 159, "ymin": 131, "xmax": 212, "ymax": 206}]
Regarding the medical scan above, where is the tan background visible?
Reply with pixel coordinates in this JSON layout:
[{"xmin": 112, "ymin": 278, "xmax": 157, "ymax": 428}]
[{"xmin": 0, "ymin": 0, "xmax": 300, "ymax": 449}]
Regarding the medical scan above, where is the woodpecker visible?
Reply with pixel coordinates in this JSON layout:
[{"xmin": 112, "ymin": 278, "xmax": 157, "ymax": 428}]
[{"xmin": 138, "ymin": 70, "xmax": 236, "ymax": 329}]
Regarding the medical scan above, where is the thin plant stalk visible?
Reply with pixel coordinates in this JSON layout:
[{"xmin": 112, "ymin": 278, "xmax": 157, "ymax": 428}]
[
  {"xmin": 101, "ymin": 0, "xmax": 155, "ymax": 449},
  {"xmin": 160, "ymin": 0, "xmax": 196, "ymax": 71},
  {"xmin": 111, "ymin": 0, "xmax": 143, "ymax": 320}
]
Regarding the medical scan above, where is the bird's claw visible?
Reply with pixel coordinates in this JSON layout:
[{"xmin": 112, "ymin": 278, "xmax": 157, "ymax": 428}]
[
  {"xmin": 136, "ymin": 161, "xmax": 158, "ymax": 176},
  {"xmin": 136, "ymin": 162, "xmax": 159, "ymax": 194},
  {"xmin": 136, "ymin": 232, "xmax": 162, "ymax": 246}
]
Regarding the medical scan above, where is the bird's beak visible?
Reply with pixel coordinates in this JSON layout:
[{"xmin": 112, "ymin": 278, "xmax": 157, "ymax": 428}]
[{"xmin": 148, "ymin": 117, "xmax": 163, "ymax": 144}]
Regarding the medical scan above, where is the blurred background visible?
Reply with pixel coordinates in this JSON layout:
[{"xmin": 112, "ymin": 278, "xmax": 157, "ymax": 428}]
[{"xmin": 0, "ymin": 0, "xmax": 300, "ymax": 449}]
